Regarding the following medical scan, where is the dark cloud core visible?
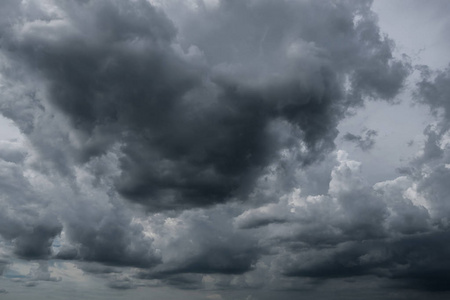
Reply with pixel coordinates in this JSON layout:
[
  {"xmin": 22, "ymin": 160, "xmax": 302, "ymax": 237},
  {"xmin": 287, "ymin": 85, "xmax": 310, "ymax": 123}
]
[
  {"xmin": 3, "ymin": 0, "xmax": 450, "ymax": 299},
  {"xmin": 0, "ymin": 0, "xmax": 409, "ymax": 211}
]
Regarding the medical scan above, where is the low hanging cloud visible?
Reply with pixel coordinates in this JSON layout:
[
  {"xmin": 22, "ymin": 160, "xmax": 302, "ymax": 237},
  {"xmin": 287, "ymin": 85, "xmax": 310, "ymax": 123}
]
[
  {"xmin": 0, "ymin": 147, "xmax": 62, "ymax": 259},
  {"xmin": 233, "ymin": 151, "xmax": 446, "ymax": 291},
  {"xmin": 226, "ymin": 62, "xmax": 450, "ymax": 291},
  {"xmin": 6, "ymin": 0, "xmax": 450, "ymax": 298},
  {"xmin": 0, "ymin": 0, "xmax": 409, "ymax": 212}
]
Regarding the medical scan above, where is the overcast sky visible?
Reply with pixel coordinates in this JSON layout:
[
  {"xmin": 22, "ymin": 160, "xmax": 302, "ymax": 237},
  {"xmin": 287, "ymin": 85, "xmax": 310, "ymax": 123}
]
[{"xmin": 1, "ymin": 1, "xmax": 450, "ymax": 299}]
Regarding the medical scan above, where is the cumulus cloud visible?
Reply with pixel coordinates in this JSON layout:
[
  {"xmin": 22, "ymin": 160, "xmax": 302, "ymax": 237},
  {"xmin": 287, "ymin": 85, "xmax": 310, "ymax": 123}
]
[
  {"xmin": 415, "ymin": 64, "xmax": 450, "ymax": 120},
  {"xmin": 233, "ymin": 151, "xmax": 442, "ymax": 290},
  {"xmin": 413, "ymin": 65, "xmax": 450, "ymax": 210},
  {"xmin": 141, "ymin": 207, "xmax": 261, "ymax": 278},
  {"xmin": 0, "ymin": 149, "xmax": 62, "ymax": 259},
  {"xmin": 0, "ymin": 0, "xmax": 409, "ymax": 212},
  {"xmin": 5, "ymin": 0, "xmax": 448, "ymax": 298}
]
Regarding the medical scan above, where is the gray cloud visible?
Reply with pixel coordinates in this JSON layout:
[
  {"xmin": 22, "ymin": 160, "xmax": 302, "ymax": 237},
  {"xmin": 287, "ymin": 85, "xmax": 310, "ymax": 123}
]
[
  {"xmin": 5, "ymin": 0, "xmax": 448, "ymax": 298},
  {"xmin": 56, "ymin": 200, "xmax": 161, "ymax": 268},
  {"xmin": 28, "ymin": 262, "xmax": 61, "ymax": 282},
  {"xmin": 0, "ymin": 142, "xmax": 160, "ymax": 270},
  {"xmin": 156, "ymin": 274, "xmax": 205, "ymax": 290},
  {"xmin": 279, "ymin": 231, "xmax": 450, "ymax": 293},
  {"xmin": 0, "ymin": 260, "xmax": 8, "ymax": 276},
  {"xmin": 415, "ymin": 64, "xmax": 450, "ymax": 122},
  {"xmin": 343, "ymin": 129, "xmax": 378, "ymax": 151},
  {"xmin": 51, "ymin": 191, "xmax": 161, "ymax": 271},
  {"xmin": 106, "ymin": 275, "xmax": 138, "ymax": 290},
  {"xmin": 146, "ymin": 207, "xmax": 261, "ymax": 277},
  {"xmin": 413, "ymin": 64, "xmax": 450, "ymax": 217},
  {"xmin": 232, "ymin": 151, "xmax": 442, "ymax": 291},
  {"xmin": 0, "ymin": 152, "xmax": 62, "ymax": 259},
  {"xmin": 0, "ymin": 0, "xmax": 409, "ymax": 212}
]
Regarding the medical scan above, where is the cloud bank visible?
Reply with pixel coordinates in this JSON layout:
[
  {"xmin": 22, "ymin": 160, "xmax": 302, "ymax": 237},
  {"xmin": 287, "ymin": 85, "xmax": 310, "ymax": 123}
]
[{"xmin": 0, "ymin": 0, "xmax": 449, "ymax": 299}]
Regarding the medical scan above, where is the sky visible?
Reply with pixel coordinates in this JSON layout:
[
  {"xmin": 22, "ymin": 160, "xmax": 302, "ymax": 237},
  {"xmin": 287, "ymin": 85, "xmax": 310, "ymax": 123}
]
[{"xmin": 0, "ymin": 0, "xmax": 450, "ymax": 299}]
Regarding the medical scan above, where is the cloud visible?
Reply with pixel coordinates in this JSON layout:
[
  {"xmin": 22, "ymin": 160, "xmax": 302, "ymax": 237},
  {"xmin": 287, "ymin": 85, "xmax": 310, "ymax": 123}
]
[
  {"xmin": 107, "ymin": 275, "xmax": 137, "ymax": 290},
  {"xmin": 413, "ymin": 64, "xmax": 450, "ymax": 218},
  {"xmin": 278, "ymin": 230, "xmax": 450, "ymax": 293},
  {"xmin": 76, "ymin": 262, "xmax": 122, "ymax": 275},
  {"xmin": 141, "ymin": 207, "xmax": 261, "ymax": 278},
  {"xmin": 28, "ymin": 261, "xmax": 61, "ymax": 282},
  {"xmin": 0, "ymin": 140, "xmax": 27, "ymax": 164},
  {"xmin": 343, "ymin": 129, "xmax": 378, "ymax": 151},
  {"xmin": 0, "ymin": 140, "xmax": 160, "ymax": 269},
  {"xmin": 5, "ymin": 0, "xmax": 448, "ymax": 297},
  {"xmin": 415, "ymin": 64, "xmax": 450, "ymax": 122},
  {"xmin": 233, "ymin": 151, "xmax": 441, "ymax": 290},
  {"xmin": 0, "ymin": 0, "xmax": 409, "ymax": 212},
  {"xmin": 56, "ymin": 199, "xmax": 161, "ymax": 268},
  {"xmin": 0, "ymin": 260, "xmax": 8, "ymax": 276},
  {"xmin": 372, "ymin": 66, "xmax": 450, "ymax": 291},
  {"xmin": 0, "ymin": 150, "xmax": 62, "ymax": 259}
]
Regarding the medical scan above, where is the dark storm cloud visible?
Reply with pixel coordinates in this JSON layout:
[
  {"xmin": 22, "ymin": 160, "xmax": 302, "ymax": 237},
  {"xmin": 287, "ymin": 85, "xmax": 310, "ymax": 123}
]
[
  {"xmin": 413, "ymin": 64, "xmax": 450, "ymax": 216},
  {"xmin": 384, "ymin": 231, "xmax": 450, "ymax": 292},
  {"xmin": 343, "ymin": 129, "xmax": 378, "ymax": 151},
  {"xmin": 415, "ymin": 64, "xmax": 450, "ymax": 122},
  {"xmin": 280, "ymin": 231, "xmax": 450, "ymax": 292},
  {"xmin": 232, "ymin": 152, "xmax": 447, "ymax": 291},
  {"xmin": 281, "ymin": 241, "xmax": 387, "ymax": 278},
  {"xmin": 236, "ymin": 152, "xmax": 392, "ymax": 240},
  {"xmin": 278, "ymin": 172, "xmax": 443, "ymax": 292},
  {"xmin": 145, "ymin": 207, "xmax": 261, "ymax": 278},
  {"xmin": 0, "ymin": 151, "xmax": 62, "ymax": 259},
  {"xmin": 4, "ymin": 0, "xmax": 444, "ymax": 296},
  {"xmin": 232, "ymin": 61, "xmax": 450, "ymax": 293},
  {"xmin": 404, "ymin": 68, "xmax": 450, "ymax": 300},
  {"xmin": 0, "ymin": 0, "xmax": 410, "ymax": 211},
  {"xmin": 54, "ymin": 190, "xmax": 161, "ymax": 268},
  {"xmin": 13, "ymin": 223, "xmax": 62, "ymax": 259},
  {"xmin": 0, "ymin": 142, "xmax": 160, "ymax": 270}
]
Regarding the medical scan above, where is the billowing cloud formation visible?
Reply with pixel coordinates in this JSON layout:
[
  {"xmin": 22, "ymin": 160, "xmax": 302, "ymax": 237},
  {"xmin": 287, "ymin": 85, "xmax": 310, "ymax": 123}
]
[
  {"xmin": 232, "ymin": 162, "xmax": 447, "ymax": 294},
  {"xmin": 235, "ymin": 152, "xmax": 437, "ymax": 288},
  {"xmin": 0, "ymin": 0, "xmax": 409, "ymax": 211},
  {"xmin": 3, "ymin": 0, "xmax": 450, "ymax": 299},
  {"xmin": 0, "ymin": 141, "xmax": 62, "ymax": 259}
]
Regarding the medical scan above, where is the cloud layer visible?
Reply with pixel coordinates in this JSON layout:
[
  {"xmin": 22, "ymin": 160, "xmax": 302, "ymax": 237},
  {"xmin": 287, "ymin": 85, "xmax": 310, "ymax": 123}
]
[
  {"xmin": 1, "ymin": 0, "xmax": 449, "ymax": 299},
  {"xmin": 0, "ymin": 0, "xmax": 409, "ymax": 210}
]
